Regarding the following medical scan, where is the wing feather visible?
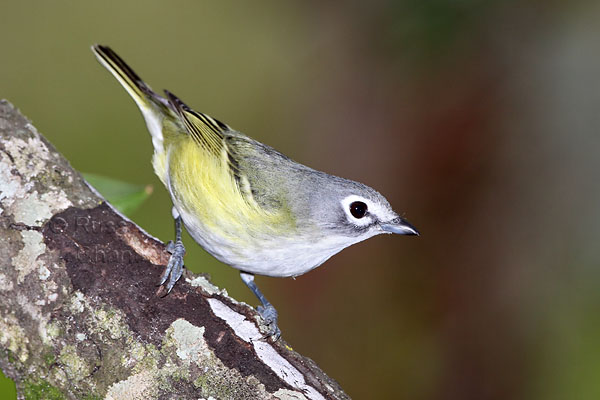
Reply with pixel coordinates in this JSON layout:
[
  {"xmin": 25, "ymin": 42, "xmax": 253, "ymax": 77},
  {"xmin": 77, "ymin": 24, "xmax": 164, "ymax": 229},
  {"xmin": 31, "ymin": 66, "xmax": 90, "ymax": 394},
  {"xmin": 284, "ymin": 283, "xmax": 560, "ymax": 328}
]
[{"xmin": 164, "ymin": 91, "xmax": 251, "ymax": 201}]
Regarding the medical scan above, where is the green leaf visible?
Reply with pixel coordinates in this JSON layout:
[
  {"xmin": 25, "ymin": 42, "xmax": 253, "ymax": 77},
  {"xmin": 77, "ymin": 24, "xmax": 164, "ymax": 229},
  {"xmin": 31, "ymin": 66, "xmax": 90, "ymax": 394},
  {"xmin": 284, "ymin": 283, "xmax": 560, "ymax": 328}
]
[{"xmin": 82, "ymin": 173, "xmax": 153, "ymax": 217}]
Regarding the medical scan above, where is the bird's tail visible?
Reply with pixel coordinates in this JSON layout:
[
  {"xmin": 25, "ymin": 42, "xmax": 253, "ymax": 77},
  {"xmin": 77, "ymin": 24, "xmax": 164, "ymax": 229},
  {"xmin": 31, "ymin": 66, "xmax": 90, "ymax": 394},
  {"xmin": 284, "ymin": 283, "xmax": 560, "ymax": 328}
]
[{"xmin": 92, "ymin": 44, "xmax": 170, "ymax": 153}]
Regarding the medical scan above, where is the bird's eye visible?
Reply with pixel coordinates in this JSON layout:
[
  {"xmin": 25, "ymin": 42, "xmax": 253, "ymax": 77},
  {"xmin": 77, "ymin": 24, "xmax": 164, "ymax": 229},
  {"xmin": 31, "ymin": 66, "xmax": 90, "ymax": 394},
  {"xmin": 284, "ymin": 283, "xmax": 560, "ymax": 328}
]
[{"xmin": 350, "ymin": 201, "xmax": 368, "ymax": 219}]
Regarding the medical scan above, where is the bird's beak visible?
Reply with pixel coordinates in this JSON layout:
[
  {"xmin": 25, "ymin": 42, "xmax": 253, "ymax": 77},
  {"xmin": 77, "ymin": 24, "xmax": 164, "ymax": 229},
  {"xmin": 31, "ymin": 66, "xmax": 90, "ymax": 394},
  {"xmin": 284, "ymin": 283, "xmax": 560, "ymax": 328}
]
[{"xmin": 380, "ymin": 217, "xmax": 419, "ymax": 236}]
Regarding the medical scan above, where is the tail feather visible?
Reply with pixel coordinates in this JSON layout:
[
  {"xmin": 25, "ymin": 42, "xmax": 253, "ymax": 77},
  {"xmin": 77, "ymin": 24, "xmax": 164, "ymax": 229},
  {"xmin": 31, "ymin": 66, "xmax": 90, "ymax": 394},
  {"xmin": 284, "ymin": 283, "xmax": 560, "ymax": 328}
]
[
  {"xmin": 92, "ymin": 45, "xmax": 166, "ymax": 109},
  {"xmin": 92, "ymin": 44, "xmax": 168, "ymax": 152}
]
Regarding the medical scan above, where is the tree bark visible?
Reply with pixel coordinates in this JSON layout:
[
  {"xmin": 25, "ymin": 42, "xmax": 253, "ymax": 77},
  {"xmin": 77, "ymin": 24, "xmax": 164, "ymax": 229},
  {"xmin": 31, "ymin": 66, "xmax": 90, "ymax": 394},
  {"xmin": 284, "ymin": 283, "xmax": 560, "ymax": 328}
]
[{"xmin": 0, "ymin": 100, "xmax": 349, "ymax": 400}]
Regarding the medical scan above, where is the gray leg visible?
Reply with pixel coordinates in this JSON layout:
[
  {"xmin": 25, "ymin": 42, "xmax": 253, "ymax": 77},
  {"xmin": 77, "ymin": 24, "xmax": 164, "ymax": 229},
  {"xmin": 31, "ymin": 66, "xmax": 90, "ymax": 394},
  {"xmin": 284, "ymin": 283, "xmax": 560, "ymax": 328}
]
[
  {"xmin": 159, "ymin": 207, "xmax": 185, "ymax": 293},
  {"xmin": 240, "ymin": 272, "xmax": 281, "ymax": 339}
]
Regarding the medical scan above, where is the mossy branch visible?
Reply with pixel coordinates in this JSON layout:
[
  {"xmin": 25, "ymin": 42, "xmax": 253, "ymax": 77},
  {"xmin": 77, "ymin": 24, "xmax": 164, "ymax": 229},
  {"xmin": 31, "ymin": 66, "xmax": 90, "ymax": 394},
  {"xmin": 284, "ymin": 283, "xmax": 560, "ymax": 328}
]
[{"xmin": 0, "ymin": 100, "xmax": 348, "ymax": 400}]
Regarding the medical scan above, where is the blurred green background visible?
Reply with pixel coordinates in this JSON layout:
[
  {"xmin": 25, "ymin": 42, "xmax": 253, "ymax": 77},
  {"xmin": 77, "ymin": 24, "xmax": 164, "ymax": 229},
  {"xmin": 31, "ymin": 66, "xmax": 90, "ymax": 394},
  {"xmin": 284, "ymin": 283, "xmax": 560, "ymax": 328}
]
[{"xmin": 2, "ymin": 1, "xmax": 600, "ymax": 399}]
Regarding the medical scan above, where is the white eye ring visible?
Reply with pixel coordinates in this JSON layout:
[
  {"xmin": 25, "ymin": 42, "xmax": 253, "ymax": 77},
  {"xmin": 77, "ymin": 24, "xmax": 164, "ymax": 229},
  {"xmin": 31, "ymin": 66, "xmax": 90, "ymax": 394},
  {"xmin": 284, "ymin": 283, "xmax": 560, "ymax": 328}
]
[{"xmin": 341, "ymin": 195, "xmax": 373, "ymax": 226}]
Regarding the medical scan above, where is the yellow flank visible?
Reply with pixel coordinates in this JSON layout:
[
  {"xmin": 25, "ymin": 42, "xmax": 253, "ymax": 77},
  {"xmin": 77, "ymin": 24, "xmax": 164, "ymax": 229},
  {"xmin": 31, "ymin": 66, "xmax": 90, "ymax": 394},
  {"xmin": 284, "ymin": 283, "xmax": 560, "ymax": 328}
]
[{"xmin": 158, "ymin": 134, "xmax": 295, "ymax": 242}]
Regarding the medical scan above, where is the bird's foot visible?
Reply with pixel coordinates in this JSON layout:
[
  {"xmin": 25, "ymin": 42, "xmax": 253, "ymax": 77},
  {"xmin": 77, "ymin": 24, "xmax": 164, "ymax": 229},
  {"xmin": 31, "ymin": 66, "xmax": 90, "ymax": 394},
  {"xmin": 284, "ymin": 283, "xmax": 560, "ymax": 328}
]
[
  {"xmin": 159, "ymin": 240, "xmax": 185, "ymax": 293},
  {"xmin": 256, "ymin": 304, "xmax": 281, "ymax": 340}
]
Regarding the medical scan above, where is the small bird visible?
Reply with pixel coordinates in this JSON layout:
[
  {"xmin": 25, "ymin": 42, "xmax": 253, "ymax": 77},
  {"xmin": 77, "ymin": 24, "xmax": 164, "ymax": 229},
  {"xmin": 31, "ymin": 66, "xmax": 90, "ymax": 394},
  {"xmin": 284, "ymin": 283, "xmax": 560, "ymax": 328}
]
[{"xmin": 92, "ymin": 45, "xmax": 418, "ymax": 338}]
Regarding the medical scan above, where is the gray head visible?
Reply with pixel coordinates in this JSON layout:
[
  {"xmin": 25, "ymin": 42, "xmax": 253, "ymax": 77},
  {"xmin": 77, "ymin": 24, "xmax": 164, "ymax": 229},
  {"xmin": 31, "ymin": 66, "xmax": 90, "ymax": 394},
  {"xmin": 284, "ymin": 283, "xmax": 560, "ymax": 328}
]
[
  {"xmin": 232, "ymin": 136, "xmax": 418, "ymax": 243},
  {"xmin": 306, "ymin": 173, "xmax": 418, "ymax": 242}
]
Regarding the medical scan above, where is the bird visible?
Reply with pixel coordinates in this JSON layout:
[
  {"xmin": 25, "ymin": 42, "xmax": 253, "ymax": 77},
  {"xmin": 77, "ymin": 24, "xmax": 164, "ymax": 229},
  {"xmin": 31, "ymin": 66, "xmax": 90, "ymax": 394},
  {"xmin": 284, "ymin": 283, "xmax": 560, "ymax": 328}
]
[{"xmin": 91, "ymin": 45, "xmax": 418, "ymax": 338}]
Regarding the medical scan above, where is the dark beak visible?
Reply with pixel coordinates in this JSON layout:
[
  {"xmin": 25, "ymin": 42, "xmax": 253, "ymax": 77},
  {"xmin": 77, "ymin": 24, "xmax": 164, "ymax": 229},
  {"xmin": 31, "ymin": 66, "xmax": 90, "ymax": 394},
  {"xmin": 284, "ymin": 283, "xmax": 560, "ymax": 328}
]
[{"xmin": 380, "ymin": 217, "xmax": 419, "ymax": 236}]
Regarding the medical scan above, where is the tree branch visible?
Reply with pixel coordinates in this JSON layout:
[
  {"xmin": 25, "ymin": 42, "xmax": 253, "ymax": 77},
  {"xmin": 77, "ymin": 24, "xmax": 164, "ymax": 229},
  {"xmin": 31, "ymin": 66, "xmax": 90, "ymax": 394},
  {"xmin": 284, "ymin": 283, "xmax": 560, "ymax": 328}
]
[{"xmin": 0, "ymin": 100, "xmax": 349, "ymax": 400}]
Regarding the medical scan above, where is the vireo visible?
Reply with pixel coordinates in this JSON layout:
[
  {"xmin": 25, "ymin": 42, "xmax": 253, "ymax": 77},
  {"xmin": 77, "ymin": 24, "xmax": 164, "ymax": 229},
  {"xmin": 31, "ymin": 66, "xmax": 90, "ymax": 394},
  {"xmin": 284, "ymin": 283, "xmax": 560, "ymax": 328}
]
[{"xmin": 92, "ymin": 45, "xmax": 418, "ymax": 338}]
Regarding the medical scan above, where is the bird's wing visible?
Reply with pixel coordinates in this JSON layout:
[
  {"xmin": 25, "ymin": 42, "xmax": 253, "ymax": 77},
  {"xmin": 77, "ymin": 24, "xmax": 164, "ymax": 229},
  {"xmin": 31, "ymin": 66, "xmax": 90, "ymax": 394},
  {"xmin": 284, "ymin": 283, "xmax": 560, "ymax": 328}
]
[
  {"xmin": 164, "ymin": 90, "xmax": 253, "ymax": 201},
  {"xmin": 164, "ymin": 90, "xmax": 229, "ymax": 151}
]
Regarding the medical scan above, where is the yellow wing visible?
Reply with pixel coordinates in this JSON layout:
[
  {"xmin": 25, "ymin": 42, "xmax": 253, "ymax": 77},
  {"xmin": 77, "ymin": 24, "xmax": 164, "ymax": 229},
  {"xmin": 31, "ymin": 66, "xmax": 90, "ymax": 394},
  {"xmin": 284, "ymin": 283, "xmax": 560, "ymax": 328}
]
[
  {"xmin": 93, "ymin": 45, "xmax": 295, "ymax": 237},
  {"xmin": 163, "ymin": 92, "xmax": 295, "ymax": 238},
  {"xmin": 165, "ymin": 90, "xmax": 228, "ymax": 154},
  {"xmin": 163, "ymin": 91, "xmax": 247, "ymax": 192}
]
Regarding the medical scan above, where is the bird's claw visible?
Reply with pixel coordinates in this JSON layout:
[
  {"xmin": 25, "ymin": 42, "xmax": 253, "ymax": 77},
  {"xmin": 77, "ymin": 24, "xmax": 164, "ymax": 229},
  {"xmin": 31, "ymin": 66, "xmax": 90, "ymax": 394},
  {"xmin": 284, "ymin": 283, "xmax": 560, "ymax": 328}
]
[
  {"xmin": 257, "ymin": 304, "xmax": 281, "ymax": 340},
  {"xmin": 159, "ymin": 240, "xmax": 185, "ymax": 293}
]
